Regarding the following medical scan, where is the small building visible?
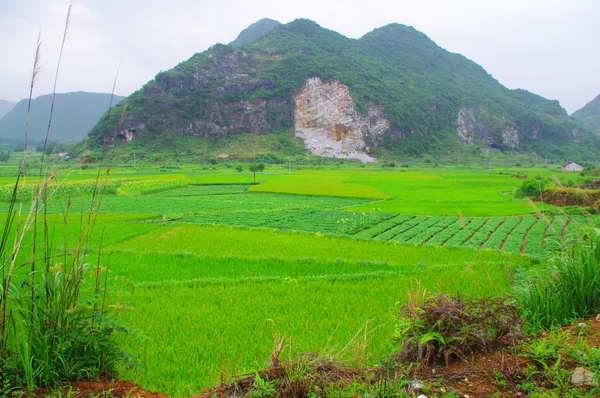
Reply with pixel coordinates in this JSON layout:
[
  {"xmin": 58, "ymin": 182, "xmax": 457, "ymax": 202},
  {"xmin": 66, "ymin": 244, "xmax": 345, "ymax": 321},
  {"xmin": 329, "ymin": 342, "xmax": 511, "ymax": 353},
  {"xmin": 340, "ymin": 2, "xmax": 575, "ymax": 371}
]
[
  {"xmin": 24, "ymin": 148, "xmax": 37, "ymax": 153},
  {"xmin": 57, "ymin": 152, "xmax": 68, "ymax": 159},
  {"xmin": 562, "ymin": 162, "xmax": 583, "ymax": 172}
]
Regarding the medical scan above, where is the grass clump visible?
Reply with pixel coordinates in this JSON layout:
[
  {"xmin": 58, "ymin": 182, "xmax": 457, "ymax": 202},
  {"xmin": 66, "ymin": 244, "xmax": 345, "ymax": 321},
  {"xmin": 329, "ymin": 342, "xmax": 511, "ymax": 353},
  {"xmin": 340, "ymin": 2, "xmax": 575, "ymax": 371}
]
[{"xmin": 517, "ymin": 228, "xmax": 600, "ymax": 330}]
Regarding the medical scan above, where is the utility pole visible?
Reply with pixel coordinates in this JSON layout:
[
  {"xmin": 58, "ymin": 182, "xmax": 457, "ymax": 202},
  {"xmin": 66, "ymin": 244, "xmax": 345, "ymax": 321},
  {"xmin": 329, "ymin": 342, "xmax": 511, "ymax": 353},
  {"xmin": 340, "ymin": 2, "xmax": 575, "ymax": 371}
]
[
  {"xmin": 133, "ymin": 152, "xmax": 136, "ymax": 168},
  {"xmin": 253, "ymin": 154, "xmax": 256, "ymax": 183},
  {"xmin": 395, "ymin": 159, "xmax": 397, "ymax": 172},
  {"xmin": 288, "ymin": 159, "xmax": 291, "ymax": 175}
]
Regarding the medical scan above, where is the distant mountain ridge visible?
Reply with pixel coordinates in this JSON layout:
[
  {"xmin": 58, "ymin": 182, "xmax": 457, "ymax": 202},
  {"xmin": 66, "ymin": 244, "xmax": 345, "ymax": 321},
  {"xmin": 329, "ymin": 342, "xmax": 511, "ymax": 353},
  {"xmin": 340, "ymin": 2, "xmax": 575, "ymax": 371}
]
[
  {"xmin": 0, "ymin": 100, "xmax": 16, "ymax": 119},
  {"xmin": 88, "ymin": 19, "xmax": 597, "ymax": 161},
  {"xmin": 572, "ymin": 94, "xmax": 600, "ymax": 132},
  {"xmin": 0, "ymin": 92, "xmax": 123, "ymax": 143}
]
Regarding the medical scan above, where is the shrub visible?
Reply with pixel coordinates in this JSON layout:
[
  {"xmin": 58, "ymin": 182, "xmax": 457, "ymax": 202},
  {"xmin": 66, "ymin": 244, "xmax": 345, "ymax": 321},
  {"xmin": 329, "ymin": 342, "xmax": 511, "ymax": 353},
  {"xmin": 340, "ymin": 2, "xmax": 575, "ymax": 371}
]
[
  {"xmin": 516, "ymin": 228, "xmax": 600, "ymax": 330},
  {"xmin": 393, "ymin": 294, "xmax": 522, "ymax": 365},
  {"xmin": 515, "ymin": 177, "xmax": 547, "ymax": 199}
]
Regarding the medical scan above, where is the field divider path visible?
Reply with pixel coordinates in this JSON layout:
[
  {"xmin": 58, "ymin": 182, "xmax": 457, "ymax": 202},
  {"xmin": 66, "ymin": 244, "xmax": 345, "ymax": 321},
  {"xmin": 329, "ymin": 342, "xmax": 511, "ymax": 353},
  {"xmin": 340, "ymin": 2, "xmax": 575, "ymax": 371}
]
[
  {"xmin": 425, "ymin": 219, "xmax": 465, "ymax": 246},
  {"xmin": 461, "ymin": 217, "xmax": 490, "ymax": 246},
  {"xmin": 351, "ymin": 213, "xmax": 400, "ymax": 236},
  {"xmin": 421, "ymin": 217, "xmax": 456, "ymax": 245},
  {"xmin": 441, "ymin": 219, "xmax": 474, "ymax": 246},
  {"xmin": 561, "ymin": 217, "xmax": 571, "ymax": 240},
  {"xmin": 481, "ymin": 218, "xmax": 506, "ymax": 248},
  {"xmin": 541, "ymin": 216, "xmax": 554, "ymax": 249},
  {"xmin": 405, "ymin": 217, "xmax": 455, "ymax": 245},
  {"xmin": 386, "ymin": 216, "xmax": 429, "ymax": 241},
  {"xmin": 392, "ymin": 216, "xmax": 444, "ymax": 243},
  {"xmin": 368, "ymin": 215, "xmax": 415, "ymax": 240},
  {"xmin": 499, "ymin": 217, "xmax": 523, "ymax": 251},
  {"xmin": 373, "ymin": 216, "xmax": 424, "ymax": 241},
  {"xmin": 520, "ymin": 218, "xmax": 539, "ymax": 255}
]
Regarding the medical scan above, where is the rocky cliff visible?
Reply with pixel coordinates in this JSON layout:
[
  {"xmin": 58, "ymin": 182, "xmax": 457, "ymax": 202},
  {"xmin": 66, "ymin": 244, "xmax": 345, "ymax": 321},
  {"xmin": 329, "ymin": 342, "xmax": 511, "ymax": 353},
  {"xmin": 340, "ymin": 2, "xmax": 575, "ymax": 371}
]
[
  {"xmin": 87, "ymin": 19, "xmax": 599, "ymax": 161},
  {"xmin": 294, "ymin": 77, "xmax": 390, "ymax": 162}
]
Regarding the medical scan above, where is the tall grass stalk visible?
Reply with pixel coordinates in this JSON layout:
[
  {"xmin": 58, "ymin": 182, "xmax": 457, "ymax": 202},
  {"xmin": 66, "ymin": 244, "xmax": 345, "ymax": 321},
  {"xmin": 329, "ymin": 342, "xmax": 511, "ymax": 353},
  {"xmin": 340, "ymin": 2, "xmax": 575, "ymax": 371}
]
[{"xmin": 0, "ymin": 3, "xmax": 129, "ymax": 392}]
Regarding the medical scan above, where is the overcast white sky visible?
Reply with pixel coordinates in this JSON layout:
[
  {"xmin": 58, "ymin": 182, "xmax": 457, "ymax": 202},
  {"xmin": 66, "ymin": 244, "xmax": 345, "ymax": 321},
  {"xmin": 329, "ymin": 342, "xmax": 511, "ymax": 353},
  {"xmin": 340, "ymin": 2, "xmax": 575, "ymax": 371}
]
[{"xmin": 0, "ymin": 0, "xmax": 598, "ymax": 114}]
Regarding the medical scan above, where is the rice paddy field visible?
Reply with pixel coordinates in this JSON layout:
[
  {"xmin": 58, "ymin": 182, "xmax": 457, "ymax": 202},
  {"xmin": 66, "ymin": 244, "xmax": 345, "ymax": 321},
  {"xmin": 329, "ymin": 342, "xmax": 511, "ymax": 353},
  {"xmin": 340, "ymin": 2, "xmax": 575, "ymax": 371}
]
[{"xmin": 2, "ymin": 163, "xmax": 597, "ymax": 395}]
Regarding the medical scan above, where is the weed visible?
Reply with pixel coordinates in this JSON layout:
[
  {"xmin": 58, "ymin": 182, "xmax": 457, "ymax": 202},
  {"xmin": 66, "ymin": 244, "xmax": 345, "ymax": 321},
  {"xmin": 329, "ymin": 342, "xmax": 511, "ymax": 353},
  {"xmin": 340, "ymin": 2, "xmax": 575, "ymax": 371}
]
[{"xmin": 393, "ymin": 294, "xmax": 522, "ymax": 365}]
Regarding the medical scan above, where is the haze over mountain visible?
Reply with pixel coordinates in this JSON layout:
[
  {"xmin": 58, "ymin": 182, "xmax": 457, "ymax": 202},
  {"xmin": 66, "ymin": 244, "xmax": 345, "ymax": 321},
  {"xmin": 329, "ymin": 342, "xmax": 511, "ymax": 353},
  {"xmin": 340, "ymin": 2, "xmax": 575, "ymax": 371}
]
[
  {"xmin": 0, "ymin": 100, "xmax": 16, "ymax": 119},
  {"xmin": 572, "ymin": 94, "xmax": 600, "ymax": 132},
  {"xmin": 0, "ymin": 92, "xmax": 124, "ymax": 143},
  {"xmin": 88, "ymin": 19, "xmax": 597, "ymax": 161}
]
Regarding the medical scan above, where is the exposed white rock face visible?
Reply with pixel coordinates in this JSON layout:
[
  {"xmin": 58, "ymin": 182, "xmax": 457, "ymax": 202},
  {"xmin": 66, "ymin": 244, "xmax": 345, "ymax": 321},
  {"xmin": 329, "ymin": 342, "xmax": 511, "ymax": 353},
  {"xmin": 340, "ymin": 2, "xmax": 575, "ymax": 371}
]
[
  {"xmin": 294, "ymin": 77, "xmax": 390, "ymax": 163},
  {"xmin": 456, "ymin": 108, "xmax": 476, "ymax": 144},
  {"xmin": 501, "ymin": 126, "xmax": 519, "ymax": 148}
]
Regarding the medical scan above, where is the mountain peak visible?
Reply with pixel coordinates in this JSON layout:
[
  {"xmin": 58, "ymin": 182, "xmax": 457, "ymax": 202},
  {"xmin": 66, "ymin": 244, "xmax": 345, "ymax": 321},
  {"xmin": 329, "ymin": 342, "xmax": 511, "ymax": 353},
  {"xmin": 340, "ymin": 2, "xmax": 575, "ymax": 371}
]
[
  {"xmin": 230, "ymin": 18, "xmax": 281, "ymax": 47},
  {"xmin": 572, "ymin": 94, "xmax": 600, "ymax": 132},
  {"xmin": 360, "ymin": 23, "xmax": 434, "ymax": 47}
]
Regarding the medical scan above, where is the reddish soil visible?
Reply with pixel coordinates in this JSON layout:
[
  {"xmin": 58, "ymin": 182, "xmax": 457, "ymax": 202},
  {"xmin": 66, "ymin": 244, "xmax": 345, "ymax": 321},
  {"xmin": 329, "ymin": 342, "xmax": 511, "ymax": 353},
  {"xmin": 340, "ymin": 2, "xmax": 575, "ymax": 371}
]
[
  {"xmin": 537, "ymin": 188, "xmax": 600, "ymax": 207},
  {"xmin": 23, "ymin": 319, "xmax": 600, "ymax": 398},
  {"xmin": 32, "ymin": 379, "xmax": 168, "ymax": 398},
  {"xmin": 499, "ymin": 217, "xmax": 522, "ymax": 251},
  {"xmin": 413, "ymin": 316, "xmax": 600, "ymax": 397}
]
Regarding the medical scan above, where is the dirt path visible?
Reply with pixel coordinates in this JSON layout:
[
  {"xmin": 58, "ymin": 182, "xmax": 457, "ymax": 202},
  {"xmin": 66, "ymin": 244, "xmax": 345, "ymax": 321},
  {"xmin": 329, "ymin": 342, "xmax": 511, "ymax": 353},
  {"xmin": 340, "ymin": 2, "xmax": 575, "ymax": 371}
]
[
  {"xmin": 520, "ymin": 218, "xmax": 538, "ymax": 255},
  {"xmin": 481, "ymin": 217, "xmax": 506, "ymax": 248},
  {"xmin": 499, "ymin": 217, "xmax": 522, "ymax": 251}
]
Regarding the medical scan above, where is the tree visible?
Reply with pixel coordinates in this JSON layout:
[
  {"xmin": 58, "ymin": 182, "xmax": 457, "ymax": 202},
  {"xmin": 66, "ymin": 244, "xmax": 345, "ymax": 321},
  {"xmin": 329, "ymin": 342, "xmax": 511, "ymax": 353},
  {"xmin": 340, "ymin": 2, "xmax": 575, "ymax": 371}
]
[{"xmin": 249, "ymin": 162, "xmax": 265, "ymax": 172}]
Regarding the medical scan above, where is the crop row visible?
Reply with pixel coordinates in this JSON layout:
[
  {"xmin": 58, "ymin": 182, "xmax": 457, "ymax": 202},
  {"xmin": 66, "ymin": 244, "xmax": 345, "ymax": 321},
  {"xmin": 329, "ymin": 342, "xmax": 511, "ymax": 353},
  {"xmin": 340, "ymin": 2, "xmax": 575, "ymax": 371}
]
[
  {"xmin": 354, "ymin": 215, "xmax": 414, "ymax": 239},
  {"xmin": 374, "ymin": 216, "xmax": 427, "ymax": 241},
  {"xmin": 181, "ymin": 209, "xmax": 394, "ymax": 235},
  {"xmin": 462, "ymin": 217, "xmax": 505, "ymax": 249},
  {"xmin": 357, "ymin": 214, "xmax": 595, "ymax": 257}
]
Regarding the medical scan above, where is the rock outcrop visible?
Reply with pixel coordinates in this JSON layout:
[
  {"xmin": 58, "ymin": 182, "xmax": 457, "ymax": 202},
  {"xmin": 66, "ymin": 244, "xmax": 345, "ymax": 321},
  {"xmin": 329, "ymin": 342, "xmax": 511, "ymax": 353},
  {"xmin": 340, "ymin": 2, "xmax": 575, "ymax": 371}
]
[
  {"xmin": 456, "ymin": 108, "xmax": 490, "ymax": 145},
  {"xmin": 456, "ymin": 107, "xmax": 520, "ymax": 149},
  {"xmin": 501, "ymin": 126, "xmax": 519, "ymax": 148},
  {"xmin": 294, "ymin": 78, "xmax": 390, "ymax": 162}
]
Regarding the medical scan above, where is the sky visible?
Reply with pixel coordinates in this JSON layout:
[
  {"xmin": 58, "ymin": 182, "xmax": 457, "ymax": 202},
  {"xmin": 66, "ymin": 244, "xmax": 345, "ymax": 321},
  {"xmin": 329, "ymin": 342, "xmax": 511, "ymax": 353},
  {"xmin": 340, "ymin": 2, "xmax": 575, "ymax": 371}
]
[{"xmin": 0, "ymin": 0, "xmax": 598, "ymax": 114}]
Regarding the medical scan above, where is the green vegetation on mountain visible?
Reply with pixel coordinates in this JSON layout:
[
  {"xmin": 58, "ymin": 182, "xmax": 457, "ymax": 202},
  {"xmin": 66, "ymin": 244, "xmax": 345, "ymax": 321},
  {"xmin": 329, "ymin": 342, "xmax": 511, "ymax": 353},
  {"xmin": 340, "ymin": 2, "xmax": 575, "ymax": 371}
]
[
  {"xmin": 230, "ymin": 18, "xmax": 281, "ymax": 47},
  {"xmin": 572, "ymin": 94, "xmax": 600, "ymax": 132},
  {"xmin": 0, "ymin": 92, "xmax": 123, "ymax": 143},
  {"xmin": 88, "ymin": 19, "xmax": 597, "ymax": 161}
]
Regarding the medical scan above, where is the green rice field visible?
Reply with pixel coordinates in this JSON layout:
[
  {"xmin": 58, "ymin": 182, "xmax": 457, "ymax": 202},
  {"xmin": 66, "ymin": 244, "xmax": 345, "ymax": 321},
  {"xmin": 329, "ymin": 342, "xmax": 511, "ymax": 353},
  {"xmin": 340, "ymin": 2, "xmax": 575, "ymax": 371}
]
[{"xmin": 2, "ymin": 163, "xmax": 596, "ymax": 395}]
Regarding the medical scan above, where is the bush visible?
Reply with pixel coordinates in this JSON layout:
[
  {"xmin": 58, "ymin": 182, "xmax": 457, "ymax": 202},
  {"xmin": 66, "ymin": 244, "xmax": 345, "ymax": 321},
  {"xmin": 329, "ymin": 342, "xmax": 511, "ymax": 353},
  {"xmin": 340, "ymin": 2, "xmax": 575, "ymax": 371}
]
[
  {"xmin": 516, "ymin": 229, "xmax": 600, "ymax": 330},
  {"xmin": 393, "ymin": 295, "xmax": 522, "ymax": 365},
  {"xmin": 515, "ymin": 177, "xmax": 547, "ymax": 199}
]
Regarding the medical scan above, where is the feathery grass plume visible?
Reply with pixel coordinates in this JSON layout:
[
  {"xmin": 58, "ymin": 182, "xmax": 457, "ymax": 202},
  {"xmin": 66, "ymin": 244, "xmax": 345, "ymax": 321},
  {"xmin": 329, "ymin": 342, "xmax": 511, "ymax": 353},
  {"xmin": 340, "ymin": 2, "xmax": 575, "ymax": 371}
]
[{"xmin": 0, "ymin": 2, "xmax": 131, "ymax": 392}]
